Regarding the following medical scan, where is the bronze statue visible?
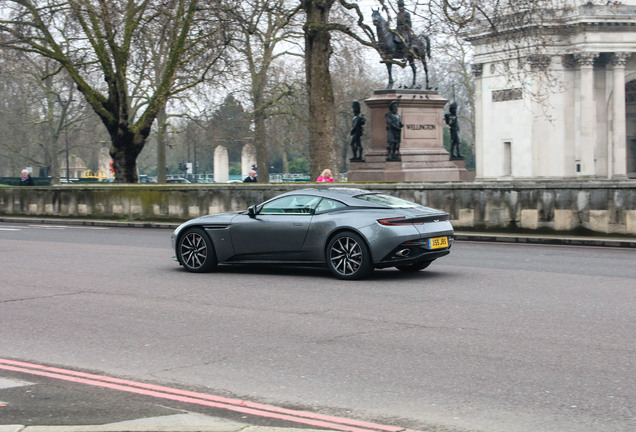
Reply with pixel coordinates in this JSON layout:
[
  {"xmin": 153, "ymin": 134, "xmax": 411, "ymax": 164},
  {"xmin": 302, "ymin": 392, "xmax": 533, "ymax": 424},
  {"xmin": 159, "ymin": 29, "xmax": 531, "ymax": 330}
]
[
  {"xmin": 350, "ymin": 101, "xmax": 366, "ymax": 161},
  {"xmin": 371, "ymin": 4, "xmax": 431, "ymax": 89},
  {"xmin": 396, "ymin": 0, "xmax": 413, "ymax": 48},
  {"xmin": 386, "ymin": 101, "xmax": 403, "ymax": 161},
  {"xmin": 445, "ymin": 102, "xmax": 462, "ymax": 160}
]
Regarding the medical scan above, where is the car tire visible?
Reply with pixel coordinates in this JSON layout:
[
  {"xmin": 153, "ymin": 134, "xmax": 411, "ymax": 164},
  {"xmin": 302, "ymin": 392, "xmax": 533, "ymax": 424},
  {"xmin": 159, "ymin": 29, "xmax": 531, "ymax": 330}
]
[
  {"xmin": 326, "ymin": 231, "xmax": 373, "ymax": 280},
  {"xmin": 395, "ymin": 260, "xmax": 432, "ymax": 272},
  {"xmin": 177, "ymin": 228, "xmax": 217, "ymax": 273}
]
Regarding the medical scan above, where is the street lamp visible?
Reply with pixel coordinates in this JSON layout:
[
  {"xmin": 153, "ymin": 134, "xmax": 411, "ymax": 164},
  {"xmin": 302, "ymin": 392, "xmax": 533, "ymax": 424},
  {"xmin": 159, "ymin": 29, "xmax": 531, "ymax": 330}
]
[
  {"xmin": 62, "ymin": 98, "xmax": 73, "ymax": 183},
  {"xmin": 65, "ymin": 119, "xmax": 70, "ymax": 183}
]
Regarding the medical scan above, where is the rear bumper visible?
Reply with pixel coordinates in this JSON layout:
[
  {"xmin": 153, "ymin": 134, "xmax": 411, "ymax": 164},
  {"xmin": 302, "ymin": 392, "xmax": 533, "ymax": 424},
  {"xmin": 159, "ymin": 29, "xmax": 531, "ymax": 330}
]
[
  {"xmin": 375, "ymin": 248, "xmax": 450, "ymax": 268},
  {"xmin": 375, "ymin": 235, "xmax": 453, "ymax": 268}
]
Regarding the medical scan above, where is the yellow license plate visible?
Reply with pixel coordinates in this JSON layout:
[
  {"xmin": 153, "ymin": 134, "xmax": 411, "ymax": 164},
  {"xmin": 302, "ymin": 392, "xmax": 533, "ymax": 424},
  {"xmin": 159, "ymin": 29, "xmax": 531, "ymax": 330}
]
[{"xmin": 428, "ymin": 236, "xmax": 448, "ymax": 249}]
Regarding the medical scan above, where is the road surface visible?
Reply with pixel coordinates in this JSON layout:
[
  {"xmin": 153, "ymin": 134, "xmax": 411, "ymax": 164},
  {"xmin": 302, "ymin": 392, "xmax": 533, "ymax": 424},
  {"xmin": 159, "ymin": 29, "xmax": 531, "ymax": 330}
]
[{"xmin": 1, "ymin": 222, "xmax": 634, "ymax": 432}]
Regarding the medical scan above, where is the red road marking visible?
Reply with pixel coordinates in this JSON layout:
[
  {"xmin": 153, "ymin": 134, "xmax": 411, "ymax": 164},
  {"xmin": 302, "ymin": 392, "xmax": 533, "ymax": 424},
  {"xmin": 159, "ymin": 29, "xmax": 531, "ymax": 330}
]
[{"xmin": 0, "ymin": 358, "xmax": 417, "ymax": 432}]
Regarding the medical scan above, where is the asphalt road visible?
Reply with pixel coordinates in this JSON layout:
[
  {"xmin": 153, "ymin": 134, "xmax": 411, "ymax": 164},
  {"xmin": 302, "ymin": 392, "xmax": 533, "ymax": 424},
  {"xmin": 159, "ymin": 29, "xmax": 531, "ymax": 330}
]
[{"xmin": 0, "ymin": 221, "xmax": 634, "ymax": 432}]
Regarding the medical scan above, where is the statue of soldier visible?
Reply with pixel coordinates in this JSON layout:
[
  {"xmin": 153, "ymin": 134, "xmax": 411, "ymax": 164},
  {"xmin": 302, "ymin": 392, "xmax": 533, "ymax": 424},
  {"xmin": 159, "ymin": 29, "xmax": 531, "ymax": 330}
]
[
  {"xmin": 444, "ymin": 102, "xmax": 463, "ymax": 159},
  {"xmin": 396, "ymin": 0, "xmax": 414, "ymax": 50},
  {"xmin": 350, "ymin": 101, "xmax": 366, "ymax": 161},
  {"xmin": 385, "ymin": 100, "xmax": 403, "ymax": 161}
]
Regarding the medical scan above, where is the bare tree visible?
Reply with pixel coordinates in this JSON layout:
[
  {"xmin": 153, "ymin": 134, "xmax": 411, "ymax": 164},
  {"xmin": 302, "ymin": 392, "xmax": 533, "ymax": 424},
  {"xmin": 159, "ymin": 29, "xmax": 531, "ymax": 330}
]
[
  {"xmin": 0, "ymin": 0, "xmax": 231, "ymax": 182},
  {"xmin": 263, "ymin": 63, "xmax": 310, "ymax": 174},
  {"xmin": 228, "ymin": 0, "xmax": 303, "ymax": 182},
  {"xmin": 298, "ymin": 0, "xmax": 380, "ymax": 178},
  {"xmin": 0, "ymin": 48, "xmax": 99, "ymax": 182}
]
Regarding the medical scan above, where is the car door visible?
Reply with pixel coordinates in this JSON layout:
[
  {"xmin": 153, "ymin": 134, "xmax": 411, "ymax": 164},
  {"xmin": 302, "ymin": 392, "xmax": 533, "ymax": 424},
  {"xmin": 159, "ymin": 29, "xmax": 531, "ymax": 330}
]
[{"xmin": 230, "ymin": 195, "xmax": 320, "ymax": 260}]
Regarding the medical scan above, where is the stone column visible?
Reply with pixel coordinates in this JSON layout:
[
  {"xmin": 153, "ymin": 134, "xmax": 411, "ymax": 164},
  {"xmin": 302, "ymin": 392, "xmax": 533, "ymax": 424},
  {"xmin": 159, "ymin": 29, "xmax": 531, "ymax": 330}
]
[
  {"xmin": 611, "ymin": 52, "xmax": 630, "ymax": 178},
  {"xmin": 472, "ymin": 63, "xmax": 484, "ymax": 180},
  {"xmin": 576, "ymin": 52, "xmax": 598, "ymax": 176},
  {"xmin": 213, "ymin": 145, "xmax": 229, "ymax": 182},
  {"xmin": 241, "ymin": 143, "xmax": 256, "ymax": 179}
]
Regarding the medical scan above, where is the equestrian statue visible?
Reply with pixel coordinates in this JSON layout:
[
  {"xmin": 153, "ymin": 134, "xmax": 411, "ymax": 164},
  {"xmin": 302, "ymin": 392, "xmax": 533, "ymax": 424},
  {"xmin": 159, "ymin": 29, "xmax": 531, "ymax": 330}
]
[{"xmin": 372, "ymin": 1, "xmax": 431, "ymax": 90}]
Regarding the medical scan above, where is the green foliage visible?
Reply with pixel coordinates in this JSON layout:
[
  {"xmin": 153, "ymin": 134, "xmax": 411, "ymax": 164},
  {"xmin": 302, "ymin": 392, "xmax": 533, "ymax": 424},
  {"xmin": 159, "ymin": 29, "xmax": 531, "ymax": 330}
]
[
  {"xmin": 204, "ymin": 95, "xmax": 251, "ymax": 163},
  {"xmin": 288, "ymin": 157, "xmax": 310, "ymax": 174},
  {"xmin": 229, "ymin": 162, "xmax": 242, "ymax": 175}
]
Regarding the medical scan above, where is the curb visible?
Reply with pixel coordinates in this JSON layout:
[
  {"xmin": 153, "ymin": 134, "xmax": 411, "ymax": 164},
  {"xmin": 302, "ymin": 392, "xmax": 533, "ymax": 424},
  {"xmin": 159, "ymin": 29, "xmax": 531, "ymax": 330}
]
[
  {"xmin": 0, "ymin": 217, "xmax": 178, "ymax": 230},
  {"xmin": 454, "ymin": 232, "xmax": 636, "ymax": 248}
]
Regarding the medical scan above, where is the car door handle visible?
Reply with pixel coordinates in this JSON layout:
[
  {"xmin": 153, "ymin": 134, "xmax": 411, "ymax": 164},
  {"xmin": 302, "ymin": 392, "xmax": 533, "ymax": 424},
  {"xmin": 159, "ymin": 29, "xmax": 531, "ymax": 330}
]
[{"xmin": 293, "ymin": 223, "xmax": 304, "ymax": 226}]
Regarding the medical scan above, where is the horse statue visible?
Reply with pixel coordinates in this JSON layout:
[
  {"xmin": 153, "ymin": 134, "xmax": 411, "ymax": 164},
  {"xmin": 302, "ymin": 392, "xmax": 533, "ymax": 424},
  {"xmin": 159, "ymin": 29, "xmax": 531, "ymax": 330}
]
[{"xmin": 371, "ymin": 9, "xmax": 431, "ymax": 90}]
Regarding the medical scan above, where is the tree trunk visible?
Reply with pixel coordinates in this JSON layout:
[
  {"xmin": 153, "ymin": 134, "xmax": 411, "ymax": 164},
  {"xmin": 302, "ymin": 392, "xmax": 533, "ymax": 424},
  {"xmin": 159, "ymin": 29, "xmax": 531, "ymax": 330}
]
[
  {"xmin": 46, "ymin": 136, "xmax": 61, "ymax": 185},
  {"xmin": 303, "ymin": 0, "xmax": 338, "ymax": 179},
  {"xmin": 156, "ymin": 107, "xmax": 168, "ymax": 183},
  {"xmin": 108, "ymin": 127, "xmax": 148, "ymax": 183},
  {"xmin": 282, "ymin": 149, "xmax": 289, "ymax": 174},
  {"xmin": 254, "ymin": 108, "xmax": 269, "ymax": 182}
]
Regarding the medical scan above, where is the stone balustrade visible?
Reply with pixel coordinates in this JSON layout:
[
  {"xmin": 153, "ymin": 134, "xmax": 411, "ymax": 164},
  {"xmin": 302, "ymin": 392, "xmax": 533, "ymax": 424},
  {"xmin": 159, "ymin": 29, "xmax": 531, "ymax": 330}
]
[{"xmin": 1, "ymin": 181, "xmax": 635, "ymax": 235}]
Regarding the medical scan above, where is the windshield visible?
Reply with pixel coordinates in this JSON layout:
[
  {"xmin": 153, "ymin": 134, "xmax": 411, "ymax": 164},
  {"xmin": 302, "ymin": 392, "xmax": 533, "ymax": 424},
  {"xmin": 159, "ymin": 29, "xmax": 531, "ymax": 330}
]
[{"xmin": 354, "ymin": 193, "xmax": 421, "ymax": 209}]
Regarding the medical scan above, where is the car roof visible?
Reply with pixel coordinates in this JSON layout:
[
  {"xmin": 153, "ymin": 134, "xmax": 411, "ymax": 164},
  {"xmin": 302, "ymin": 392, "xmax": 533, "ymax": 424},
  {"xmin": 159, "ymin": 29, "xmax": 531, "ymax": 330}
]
[{"xmin": 281, "ymin": 187, "xmax": 383, "ymax": 206}]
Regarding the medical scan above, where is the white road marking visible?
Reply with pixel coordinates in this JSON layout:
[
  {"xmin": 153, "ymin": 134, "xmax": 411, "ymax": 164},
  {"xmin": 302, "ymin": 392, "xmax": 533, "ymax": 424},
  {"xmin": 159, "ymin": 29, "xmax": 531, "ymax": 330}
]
[
  {"xmin": 1, "ymin": 224, "xmax": 110, "ymax": 231},
  {"xmin": 0, "ymin": 377, "xmax": 33, "ymax": 389}
]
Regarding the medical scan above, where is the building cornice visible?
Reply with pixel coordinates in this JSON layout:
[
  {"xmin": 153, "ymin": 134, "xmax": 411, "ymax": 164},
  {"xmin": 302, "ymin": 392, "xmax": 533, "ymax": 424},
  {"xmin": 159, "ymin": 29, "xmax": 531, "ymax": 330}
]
[{"xmin": 466, "ymin": 5, "xmax": 636, "ymax": 45}]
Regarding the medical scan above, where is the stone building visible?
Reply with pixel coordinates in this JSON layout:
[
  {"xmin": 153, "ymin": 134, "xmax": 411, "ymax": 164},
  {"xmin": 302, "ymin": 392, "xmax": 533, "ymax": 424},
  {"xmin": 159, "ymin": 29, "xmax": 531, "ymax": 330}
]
[
  {"xmin": 59, "ymin": 154, "xmax": 87, "ymax": 180},
  {"xmin": 467, "ymin": 1, "xmax": 636, "ymax": 180}
]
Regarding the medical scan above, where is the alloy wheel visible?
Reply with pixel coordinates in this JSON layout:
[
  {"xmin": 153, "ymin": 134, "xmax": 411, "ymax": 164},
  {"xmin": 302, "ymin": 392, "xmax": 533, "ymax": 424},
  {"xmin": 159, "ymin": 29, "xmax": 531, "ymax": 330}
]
[
  {"xmin": 178, "ymin": 228, "xmax": 216, "ymax": 272},
  {"xmin": 327, "ymin": 232, "xmax": 372, "ymax": 280}
]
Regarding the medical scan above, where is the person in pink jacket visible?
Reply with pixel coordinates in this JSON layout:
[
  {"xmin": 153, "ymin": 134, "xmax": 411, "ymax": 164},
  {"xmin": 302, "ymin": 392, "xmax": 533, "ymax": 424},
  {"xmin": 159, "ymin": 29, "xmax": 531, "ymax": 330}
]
[{"xmin": 316, "ymin": 169, "xmax": 334, "ymax": 182}]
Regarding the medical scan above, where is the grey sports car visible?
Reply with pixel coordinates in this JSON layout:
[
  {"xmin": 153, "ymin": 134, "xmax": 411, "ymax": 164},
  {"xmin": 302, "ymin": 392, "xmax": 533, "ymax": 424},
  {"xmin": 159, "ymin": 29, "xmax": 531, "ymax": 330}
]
[{"xmin": 171, "ymin": 188, "xmax": 454, "ymax": 280}]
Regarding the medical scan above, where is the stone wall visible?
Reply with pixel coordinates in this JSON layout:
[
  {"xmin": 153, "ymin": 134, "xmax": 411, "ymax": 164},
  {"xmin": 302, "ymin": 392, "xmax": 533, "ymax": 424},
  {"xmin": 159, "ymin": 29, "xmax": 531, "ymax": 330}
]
[{"xmin": 1, "ymin": 181, "xmax": 635, "ymax": 235}]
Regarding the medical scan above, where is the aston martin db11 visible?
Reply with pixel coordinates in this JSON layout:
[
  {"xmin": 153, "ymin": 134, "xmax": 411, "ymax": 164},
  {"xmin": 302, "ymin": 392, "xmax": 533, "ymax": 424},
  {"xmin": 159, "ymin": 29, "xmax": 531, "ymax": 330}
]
[{"xmin": 172, "ymin": 188, "xmax": 453, "ymax": 280}]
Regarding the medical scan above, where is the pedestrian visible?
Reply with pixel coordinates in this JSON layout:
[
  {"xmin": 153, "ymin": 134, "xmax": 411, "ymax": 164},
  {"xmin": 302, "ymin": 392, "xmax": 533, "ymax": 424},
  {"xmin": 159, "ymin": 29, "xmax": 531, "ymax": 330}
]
[
  {"xmin": 316, "ymin": 169, "xmax": 334, "ymax": 182},
  {"xmin": 243, "ymin": 170, "xmax": 257, "ymax": 183},
  {"xmin": 19, "ymin": 169, "xmax": 34, "ymax": 186}
]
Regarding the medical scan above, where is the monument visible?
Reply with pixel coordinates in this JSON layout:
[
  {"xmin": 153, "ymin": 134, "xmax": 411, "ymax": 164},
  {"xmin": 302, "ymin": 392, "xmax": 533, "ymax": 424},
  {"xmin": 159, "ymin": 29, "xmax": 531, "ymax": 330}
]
[
  {"xmin": 348, "ymin": 3, "xmax": 467, "ymax": 182},
  {"xmin": 371, "ymin": 6, "xmax": 431, "ymax": 90},
  {"xmin": 348, "ymin": 90, "xmax": 467, "ymax": 182}
]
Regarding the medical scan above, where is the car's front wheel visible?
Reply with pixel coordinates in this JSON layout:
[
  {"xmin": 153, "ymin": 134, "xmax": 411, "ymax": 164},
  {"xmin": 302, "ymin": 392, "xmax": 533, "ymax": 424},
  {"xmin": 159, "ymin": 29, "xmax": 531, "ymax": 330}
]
[
  {"xmin": 177, "ymin": 228, "xmax": 217, "ymax": 273},
  {"xmin": 326, "ymin": 232, "xmax": 373, "ymax": 280},
  {"xmin": 395, "ymin": 260, "xmax": 432, "ymax": 272}
]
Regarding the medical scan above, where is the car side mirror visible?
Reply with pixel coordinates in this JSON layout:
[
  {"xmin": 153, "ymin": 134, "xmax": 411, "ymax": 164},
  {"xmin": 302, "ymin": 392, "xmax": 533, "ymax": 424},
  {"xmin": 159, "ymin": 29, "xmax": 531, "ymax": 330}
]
[{"xmin": 248, "ymin": 205, "xmax": 257, "ymax": 218}]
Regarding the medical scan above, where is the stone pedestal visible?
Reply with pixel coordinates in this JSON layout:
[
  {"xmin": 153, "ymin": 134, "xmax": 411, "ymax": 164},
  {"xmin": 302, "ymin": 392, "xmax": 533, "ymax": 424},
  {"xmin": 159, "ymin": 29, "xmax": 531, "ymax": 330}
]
[{"xmin": 348, "ymin": 89, "xmax": 467, "ymax": 182}]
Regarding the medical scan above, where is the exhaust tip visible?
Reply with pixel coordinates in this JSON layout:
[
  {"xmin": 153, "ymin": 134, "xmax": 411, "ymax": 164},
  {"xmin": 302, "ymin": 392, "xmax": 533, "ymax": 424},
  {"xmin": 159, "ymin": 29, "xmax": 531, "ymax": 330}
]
[{"xmin": 395, "ymin": 248, "xmax": 411, "ymax": 257}]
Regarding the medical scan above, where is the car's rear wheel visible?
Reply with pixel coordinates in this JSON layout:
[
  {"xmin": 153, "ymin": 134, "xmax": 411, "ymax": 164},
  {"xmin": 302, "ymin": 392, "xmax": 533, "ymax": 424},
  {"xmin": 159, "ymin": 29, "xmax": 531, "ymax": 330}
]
[
  {"xmin": 395, "ymin": 260, "xmax": 432, "ymax": 272},
  {"xmin": 177, "ymin": 228, "xmax": 217, "ymax": 273},
  {"xmin": 326, "ymin": 232, "xmax": 373, "ymax": 280}
]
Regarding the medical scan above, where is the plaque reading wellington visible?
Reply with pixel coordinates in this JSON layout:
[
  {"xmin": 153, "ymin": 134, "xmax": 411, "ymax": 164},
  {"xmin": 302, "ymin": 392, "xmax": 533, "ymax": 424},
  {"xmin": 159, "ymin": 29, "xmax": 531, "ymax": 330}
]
[{"xmin": 403, "ymin": 115, "xmax": 438, "ymax": 139}]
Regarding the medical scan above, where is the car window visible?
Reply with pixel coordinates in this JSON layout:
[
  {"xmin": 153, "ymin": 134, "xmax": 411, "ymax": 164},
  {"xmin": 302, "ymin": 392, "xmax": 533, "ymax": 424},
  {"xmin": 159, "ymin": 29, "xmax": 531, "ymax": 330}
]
[
  {"xmin": 259, "ymin": 195, "xmax": 320, "ymax": 215},
  {"xmin": 354, "ymin": 193, "xmax": 421, "ymax": 208},
  {"xmin": 315, "ymin": 198, "xmax": 347, "ymax": 213}
]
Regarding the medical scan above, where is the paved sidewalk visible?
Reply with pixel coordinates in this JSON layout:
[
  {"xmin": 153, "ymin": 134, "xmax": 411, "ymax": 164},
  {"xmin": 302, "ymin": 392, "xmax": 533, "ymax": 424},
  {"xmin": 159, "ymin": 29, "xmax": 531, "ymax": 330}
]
[
  {"xmin": 1, "ymin": 422, "xmax": 322, "ymax": 432},
  {"xmin": 0, "ymin": 423, "xmax": 325, "ymax": 432}
]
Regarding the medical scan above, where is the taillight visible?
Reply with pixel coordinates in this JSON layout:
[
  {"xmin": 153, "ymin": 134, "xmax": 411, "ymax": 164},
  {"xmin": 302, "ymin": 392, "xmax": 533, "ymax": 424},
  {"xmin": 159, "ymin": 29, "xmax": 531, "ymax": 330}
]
[{"xmin": 378, "ymin": 217, "xmax": 421, "ymax": 226}]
